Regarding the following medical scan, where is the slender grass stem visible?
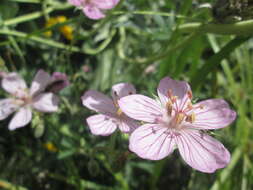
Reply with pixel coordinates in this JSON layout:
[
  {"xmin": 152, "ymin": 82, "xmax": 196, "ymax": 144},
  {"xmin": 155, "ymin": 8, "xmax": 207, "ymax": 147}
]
[{"xmin": 177, "ymin": 20, "xmax": 253, "ymax": 35}]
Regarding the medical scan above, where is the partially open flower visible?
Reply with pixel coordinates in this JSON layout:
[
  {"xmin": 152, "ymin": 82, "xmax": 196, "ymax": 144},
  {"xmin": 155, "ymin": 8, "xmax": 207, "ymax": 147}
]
[
  {"xmin": 82, "ymin": 83, "xmax": 138, "ymax": 136},
  {"xmin": 68, "ymin": 0, "xmax": 120, "ymax": 20},
  {"xmin": 119, "ymin": 77, "xmax": 236, "ymax": 173}
]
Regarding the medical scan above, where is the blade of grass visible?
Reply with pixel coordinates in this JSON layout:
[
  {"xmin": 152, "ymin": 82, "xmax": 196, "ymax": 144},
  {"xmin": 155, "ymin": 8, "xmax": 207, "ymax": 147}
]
[
  {"xmin": 191, "ymin": 36, "xmax": 250, "ymax": 90},
  {"xmin": 0, "ymin": 179, "xmax": 28, "ymax": 190}
]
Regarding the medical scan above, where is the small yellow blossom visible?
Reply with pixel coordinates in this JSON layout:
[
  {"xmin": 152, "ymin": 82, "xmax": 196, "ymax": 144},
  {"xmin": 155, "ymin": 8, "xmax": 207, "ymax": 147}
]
[
  {"xmin": 44, "ymin": 16, "xmax": 73, "ymax": 40},
  {"xmin": 59, "ymin": 25, "xmax": 73, "ymax": 40},
  {"xmin": 44, "ymin": 142, "xmax": 58, "ymax": 152}
]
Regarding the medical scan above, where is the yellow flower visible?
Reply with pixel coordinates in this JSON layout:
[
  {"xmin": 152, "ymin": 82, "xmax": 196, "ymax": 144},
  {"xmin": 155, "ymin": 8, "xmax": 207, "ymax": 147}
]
[
  {"xmin": 44, "ymin": 142, "xmax": 58, "ymax": 152},
  {"xmin": 60, "ymin": 25, "xmax": 73, "ymax": 40},
  {"xmin": 44, "ymin": 16, "xmax": 73, "ymax": 40}
]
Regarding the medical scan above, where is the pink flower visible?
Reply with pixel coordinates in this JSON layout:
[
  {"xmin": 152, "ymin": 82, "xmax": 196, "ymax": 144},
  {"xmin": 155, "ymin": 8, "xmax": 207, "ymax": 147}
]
[
  {"xmin": 0, "ymin": 70, "xmax": 66, "ymax": 130},
  {"xmin": 82, "ymin": 83, "xmax": 138, "ymax": 136},
  {"xmin": 68, "ymin": 0, "xmax": 120, "ymax": 20},
  {"xmin": 118, "ymin": 77, "xmax": 236, "ymax": 173}
]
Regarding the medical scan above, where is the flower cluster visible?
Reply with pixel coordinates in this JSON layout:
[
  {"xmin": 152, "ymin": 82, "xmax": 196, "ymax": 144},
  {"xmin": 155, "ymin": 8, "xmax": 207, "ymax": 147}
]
[
  {"xmin": 0, "ymin": 70, "xmax": 69, "ymax": 130},
  {"xmin": 82, "ymin": 77, "xmax": 236, "ymax": 173},
  {"xmin": 0, "ymin": 69, "xmax": 236, "ymax": 173},
  {"xmin": 44, "ymin": 16, "xmax": 74, "ymax": 40}
]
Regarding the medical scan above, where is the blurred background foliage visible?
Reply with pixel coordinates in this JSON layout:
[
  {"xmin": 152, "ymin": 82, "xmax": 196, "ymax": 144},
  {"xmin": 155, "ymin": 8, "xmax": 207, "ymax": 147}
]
[{"xmin": 0, "ymin": 0, "xmax": 253, "ymax": 189}]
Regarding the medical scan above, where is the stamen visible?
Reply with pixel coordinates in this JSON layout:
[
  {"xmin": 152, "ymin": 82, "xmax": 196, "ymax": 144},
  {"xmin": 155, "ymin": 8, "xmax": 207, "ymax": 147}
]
[
  {"xmin": 187, "ymin": 90, "xmax": 193, "ymax": 100},
  {"xmin": 167, "ymin": 89, "xmax": 177, "ymax": 103},
  {"xmin": 117, "ymin": 108, "xmax": 123, "ymax": 116},
  {"xmin": 185, "ymin": 113, "xmax": 196, "ymax": 123},
  {"xmin": 175, "ymin": 112, "xmax": 185, "ymax": 125},
  {"xmin": 166, "ymin": 100, "xmax": 173, "ymax": 116},
  {"xmin": 187, "ymin": 102, "xmax": 193, "ymax": 110}
]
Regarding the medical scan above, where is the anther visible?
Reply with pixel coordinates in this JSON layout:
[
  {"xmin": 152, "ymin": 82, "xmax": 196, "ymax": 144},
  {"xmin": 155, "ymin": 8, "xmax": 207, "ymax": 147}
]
[
  {"xmin": 117, "ymin": 108, "xmax": 123, "ymax": 116},
  {"xmin": 167, "ymin": 89, "xmax": 177, "ymax": 103},
  {"xmin": 187, "ymin": 102, "xmax": 193, "ymax": 110},
  {"xmin": 175, "ymin": 112, "xmax": 185, "ymax": 125},
  {"xmin": 187, "ymin": 90, "xmax": 193, "ymax": 100},
  {"xmin": 185, "ymin": 113, "xmax": 196, "ymax": 123},
  {"xmin": 166, "ymin": 101, "xmax": 173, "ymax": 116}
]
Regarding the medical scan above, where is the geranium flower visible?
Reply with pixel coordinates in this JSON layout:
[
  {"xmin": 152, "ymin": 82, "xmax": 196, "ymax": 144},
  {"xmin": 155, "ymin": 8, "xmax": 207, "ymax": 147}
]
[
  {"xmin": 68, "ymin": 0, "xmax": 120, "ymax": 20},
  {"xmin": 118, "ymin": 77, "xmax": 236, "ymax": 173},
  {"xmin": 0, "ymin": 70, "xmax": 68, "ymax": 130},
  {"xmin": 82, "ymin": 83, "xmax": 138, "ymax": 136}
]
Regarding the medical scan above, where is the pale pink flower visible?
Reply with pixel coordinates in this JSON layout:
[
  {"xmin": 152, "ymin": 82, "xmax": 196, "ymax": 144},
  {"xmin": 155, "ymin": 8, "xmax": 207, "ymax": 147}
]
[
  {"xmin": 0, "ymin": 70, "xmax": 67, "ymax": 130},
  {"xmin": 68, "ymin": 0, "xmax": 120, "ymax": 20},
  {"xmin": 118, "ymin": 77, "xmax": 236, "ymax": 173},
  {"xmin": 82, "ymin": 83, "xmax": 138, "ymax": 136}
]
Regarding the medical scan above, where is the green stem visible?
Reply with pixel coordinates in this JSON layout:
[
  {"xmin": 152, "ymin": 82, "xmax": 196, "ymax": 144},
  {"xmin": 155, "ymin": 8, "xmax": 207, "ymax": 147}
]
[
  {"xmin": 112, "ymin": 10, "xmax": 185, "ymax": 18},
  {"xmin": 0, "ymin": 29, "xmax": 80, "ymax": 52},
  {"xmin": 0, "ymin": 179, "xmax": 28, "ymax": 190},
  {"xmin": 1, "ymin": 4, "xmax": 71, "ymax": 27},
  {"xmin": 177, "ymin": 19, "xmax": 253, "ymax": 35}
]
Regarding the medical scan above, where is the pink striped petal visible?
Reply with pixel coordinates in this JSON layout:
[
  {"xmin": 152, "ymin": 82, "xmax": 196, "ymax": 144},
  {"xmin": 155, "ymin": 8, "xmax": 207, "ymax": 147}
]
[
  {"xmin": 93, "ymin": 0, "xmax": 119, "ymax": 9},
  {"xmin": 32, "ymin": 93, "xmax": 59, "ymax": 112},
  {"xmin": 118, "ymin": 116, "xmax": 138, "ymax": 133},
  {"xmin": 111, "ymin": 82, "xmax": 136, "ymax": 100},
  {"xmin": 176, "ymin": 129, "xmax": 230, "ymax": 173},
  {"xmin": 30, "ymin": 70, "xmax": 51, "ymax": 97},
  {"xmin": 82, "ymin": 90, "xmax": 116, "ymax": 114},
  {"xmin": 8, "ymin": 107, "xmax": 32, "ymax": 130},
  {"xmin": 129, "ymin": 124, "xmax": 176, "ymax": 160},
  {"xmin": 118, "ymin": 95, "xmax": 162, "ymax": 123},
  {"xmin": 1, "ymin": 73, "xmax": 27, "ymax": 98},
  {"xmin": 157, "ymin": 77, "xmax": 191, "ymax": 110},
  {"xmin": 192, "ymin": 99, "xmax": 236, "ymax": 129},
  {"xmin": 86, "ymin": 114, "xmax": 117, "ymax": 136},
  {"xmin": 0, "ymin": 98, "xmax": 19, "ymax": 120},
  {"xmin": 83, "ymin": 5, "xmax": 105, "ymax": 20}
]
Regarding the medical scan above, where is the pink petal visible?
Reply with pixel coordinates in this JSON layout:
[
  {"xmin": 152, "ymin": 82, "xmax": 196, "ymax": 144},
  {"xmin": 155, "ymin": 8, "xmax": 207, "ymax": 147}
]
[
  {"xmin": 82, "ymin": 90, "xmax": 116, "ymax": 114},
  {"xmin": 118, "ymin": 95, "xmax": 162, "ymax": 123},
  {"xmin": 86, "ymin": 114, "xmax": 117, "ymax": 136},
  {"xmin": 118, "ymin": 116, "xmax": 138, "ymax": 133},
  {"xmin": 1, "ymin": 73, "xmax": 27, "ymax": 98},
  {"xmin": 157, "ymin": 77, "xmax": 191, "ymax": 110},
  {"xmin": 176, "ymin": 129, "xmax": 230, "ymax": 173},
  {"xmin": 32, "ymin": 93, "xmax": 59, "ymax": 112},
  {"xmin": 0, "ymin": 98, "xmax": 19, "ymax": 120},
  {"xmin": 30, "ymin": 70, "xmax": 51, "ymax": 97},
  {"xmin": 129, "ymin": 124, "xmax": 176, "ymax": 160},
  {"xmin": 68, "ymin": 0, "xmax": 82, "ymax": 6},
  {"xmin": 192, "ymin": 99, "xmax": 236, "ymax": 129},
  {"xmin": 48, "ymin": 72, "xmax": 70, "ymax": 93},
  {"xmin": 111, "ymin": 82, "xmax": 136, "ymax": 100},
  {"xmin": 8, "ymin": 107, "xmax": 32, "ymax": 130},
  {"xmin": 83, "ymin": 4, "xmax": 105, "ymax": 20},
  {"xmin": 93, "ymin": 0, "xmax": 119, "ymax": 9}
]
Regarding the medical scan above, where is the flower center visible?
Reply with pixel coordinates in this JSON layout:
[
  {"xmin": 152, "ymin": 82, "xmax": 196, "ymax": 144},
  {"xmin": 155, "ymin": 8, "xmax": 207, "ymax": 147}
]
[
  {"xmin": 163, "ymin": 89, "xmax": 202, "ymax": 130},
  {"xmin": 12, "ymin": 89, "xmax": 32, "ymax": 107}
]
